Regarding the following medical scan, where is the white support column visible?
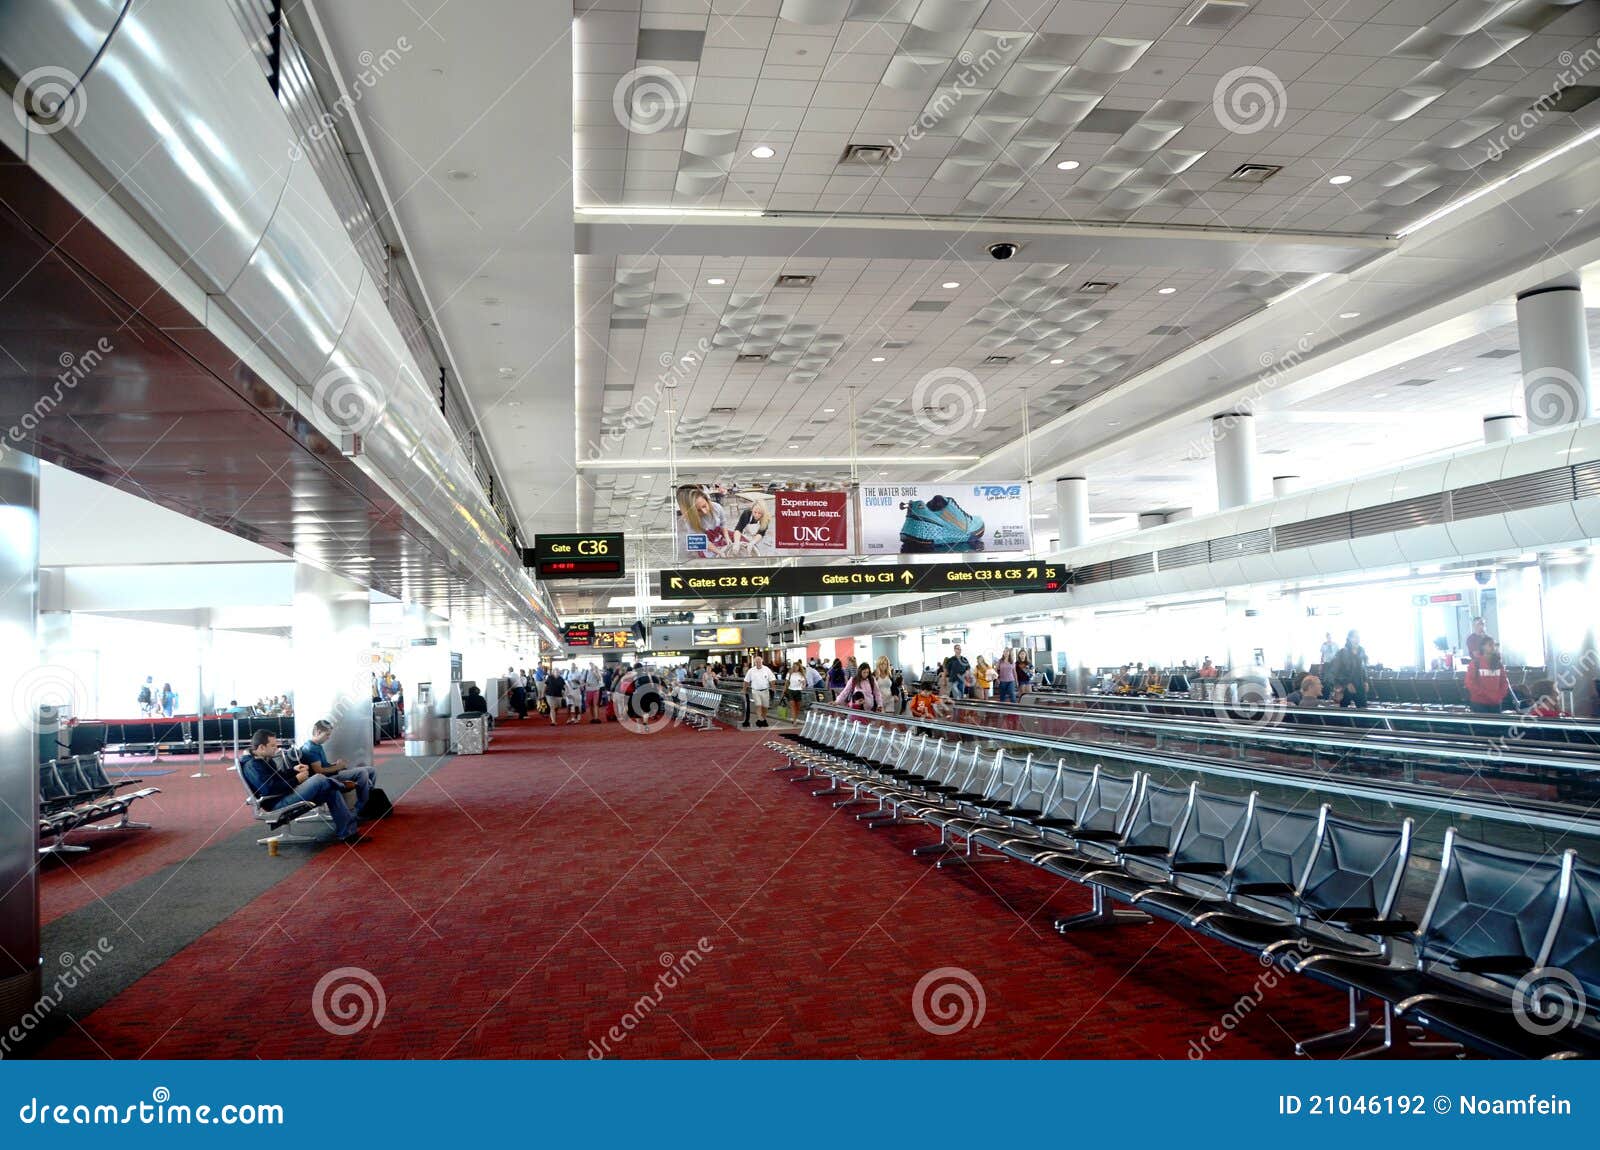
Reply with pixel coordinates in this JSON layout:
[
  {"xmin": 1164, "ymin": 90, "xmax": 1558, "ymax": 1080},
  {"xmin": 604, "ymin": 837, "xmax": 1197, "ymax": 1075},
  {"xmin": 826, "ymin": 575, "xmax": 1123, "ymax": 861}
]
[
  {"xmin": 1056, "ymin": 476, "xmax": 1088, "ymax": 550},
  {"xmin": 1483, "ymin": 415, "xmax": 1517, "ymax": 443},
  {"xmin": 0, "ymin": 450, "xmax": 40, "ymax": 1036},
  {"xmin": 1213, "ymin": 413, "xmax": 1257, "ymax": 510},
  {"xmin": 292, "ymin": 563, "xmax": 375, "ymax": 769},
  {"xmin": 1517, "ymin": 285, "xmax": 1592, "ymax": 430}
]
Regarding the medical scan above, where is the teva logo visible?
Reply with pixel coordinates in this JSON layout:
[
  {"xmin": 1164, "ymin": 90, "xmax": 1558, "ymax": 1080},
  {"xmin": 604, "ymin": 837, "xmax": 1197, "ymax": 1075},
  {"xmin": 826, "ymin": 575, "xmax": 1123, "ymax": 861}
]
[
  {"xmin": 973, "ymin": 485, "xmax": 1023, "ymax": 498},
  {"xmin": 793, "ymin": 524, "xmax": 835, "ymax": 542}
]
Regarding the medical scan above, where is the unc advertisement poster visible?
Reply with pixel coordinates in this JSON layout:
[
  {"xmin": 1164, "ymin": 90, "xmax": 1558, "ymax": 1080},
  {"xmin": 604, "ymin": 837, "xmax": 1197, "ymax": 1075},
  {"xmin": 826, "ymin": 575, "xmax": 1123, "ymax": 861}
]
[
  {"xmin": 675, "ymin": 483, "xmax": 851, "ymax": 559},
  {"xmin": 857, "ymin": 482, "xmax": 1032, "ymax": 555}
]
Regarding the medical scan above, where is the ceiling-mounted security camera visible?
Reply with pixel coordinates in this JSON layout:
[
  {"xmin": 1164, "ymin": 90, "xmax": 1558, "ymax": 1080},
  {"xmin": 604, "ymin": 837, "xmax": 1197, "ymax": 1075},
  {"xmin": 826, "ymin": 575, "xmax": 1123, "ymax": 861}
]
[{"xmin": 987, "ymin": 242, "xmax": 1019, "ymax": 260}]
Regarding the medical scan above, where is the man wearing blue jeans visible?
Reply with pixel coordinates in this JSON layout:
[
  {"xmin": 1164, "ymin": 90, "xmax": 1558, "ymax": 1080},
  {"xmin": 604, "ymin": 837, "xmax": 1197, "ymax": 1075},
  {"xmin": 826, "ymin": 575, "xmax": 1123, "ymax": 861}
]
[
  {"xmin": 944, "ymin": 645, "xmax": 970, "ymax": 700},
  {"xmin": 239, "ymin": 729, "xmax": 362, "ymax": 844},
  {"xmin": 299, "ymin": 719, "xmax": 376, "ymax": 816}
]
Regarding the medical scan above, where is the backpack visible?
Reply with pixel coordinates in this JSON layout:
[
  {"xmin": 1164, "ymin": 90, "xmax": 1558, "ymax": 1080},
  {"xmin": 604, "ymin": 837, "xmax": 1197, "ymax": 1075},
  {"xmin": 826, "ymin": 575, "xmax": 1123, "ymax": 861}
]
[
  {"xmin": 361, "ymin": 787, "xmax": 394, "ymax": 820},
  {"xmin": 137, "ymin": 685, "xmax": 152, "ymax": 704}
]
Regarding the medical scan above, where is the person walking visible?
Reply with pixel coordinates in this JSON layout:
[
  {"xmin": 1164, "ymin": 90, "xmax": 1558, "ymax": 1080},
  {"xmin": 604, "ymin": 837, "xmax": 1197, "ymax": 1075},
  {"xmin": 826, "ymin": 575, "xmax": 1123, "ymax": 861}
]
[
  {"xmin": 837, "ymin": 662, "xmax": 881, "ymax": 711},
  {"xmin": 943, "ymin": 645, "xmax": 970, "ymax": 700},
  {"xmin": 543, "ymin": 665, "xmax": 567, "ymax": 725},
  {"xmin": 582, "ymin": 663, "xmax": 603, "ymax": 724},
  {"xmin": 744, "ymin": 653, "xmax": 777, "ymax": 728},
  {"xmin": 994, "ymin": 649, "xmax": 1018, "ymax": 703},
  {"xmin": 827, "ymin": 658, "xmax": 847, "ymax": 693},
  {"xmin": 873, "ymin": 656, "xmax": 894, "ymax": 713},
  {"xmin": 1464, "ymin": 637, "xmax": 1510, "ymax": 714},
  {"xmin": 785, "ymin": 660, "xmax": 807, "ymax": 721},
  {"xmin": 1328, "ymin": 630, "xmax": 1371, "ymax": 709}
]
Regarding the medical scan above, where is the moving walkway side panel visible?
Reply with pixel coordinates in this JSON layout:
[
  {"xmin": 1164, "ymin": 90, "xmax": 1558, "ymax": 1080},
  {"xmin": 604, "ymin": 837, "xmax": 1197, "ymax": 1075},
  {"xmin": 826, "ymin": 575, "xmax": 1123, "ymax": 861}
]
[
  {"xmin": 58, "ymin": 0, "xmax": 294, "ymax": 294},
  {"xmin": 1500, "ymin": 425, "xmax": 1583, "ymax": 549},
  {"xmin": 221, "ymin": 157, "xmax": 364, "ymax": 389},
  {"xmin": 1442, "ymin": 440, "xmax": 1516, "ymax": 557},
  {"xmin": 0, "ymin": 1, "xmax": 126, "ymax": 114}
]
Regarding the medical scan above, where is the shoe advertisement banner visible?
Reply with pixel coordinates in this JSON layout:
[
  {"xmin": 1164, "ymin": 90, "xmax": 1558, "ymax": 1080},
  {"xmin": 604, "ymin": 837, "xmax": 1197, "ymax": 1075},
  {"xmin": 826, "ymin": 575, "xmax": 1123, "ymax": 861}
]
[
  {"xmin": 857, "ymin": 482, "xmax": 1032, "ymax": 555},
  {"xmin": 675, "ymin": 483, "xmax": 852, "ymax": 559}
]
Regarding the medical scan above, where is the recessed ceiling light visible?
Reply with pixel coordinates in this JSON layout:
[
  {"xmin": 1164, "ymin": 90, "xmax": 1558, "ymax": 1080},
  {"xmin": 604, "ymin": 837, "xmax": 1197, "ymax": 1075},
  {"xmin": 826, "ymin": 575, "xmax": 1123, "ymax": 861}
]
[
  {"xmin": 1157, "ymin": 286, "xmax": 1177, "ymax": 295},
  {"xmin": 447, "ymin": 169, "xmax": 476, "ymax": 182},
  {"xmin": 1107, "ymin": 420, "xmax": 1121, "ymax": 427},
  {"xmin": 786, "ymin": 443, "xmax": 799, "ymax": 449},
  {"xmin": 822, "ymin": 407, "xmax": 835, "ymax": 413},
  {"xmin": 706, "ymin": 277, "xmax": 726, "ymax": 285},
  {"xmin": 650, "ymin": 446, "xmax": 663, "ymax": 452},
  {"xmin": 497, "ymin": 367, "xmax": 515, "ymax": 377},
  {"xmin": 1055, "ymin": 159, "xmax": 1080, "ymax": 171},
  {"xmin": 871, "ymin": 356, "xmax": 886, "ymax": 362},
  {"xmin": 505, "ymin": 400, "xmax": 522, "ymax": 407},
  {"xmin": 1373, "ymin": 391, "xmax": 1388, "ymax": 398},
  {"xmin": 1328, "ymin": 174, "xmax": 1352, "ymax": 185},
  {"xmin": 1050, "ymin": 358, "xmax": 1065, "ymax": 365},
  {"xmin": 941, "ymin": 281, "xmax": 960, "ymax": 289},
  {"xmin": 750, "ymin": 145, "xmax": 776, "ymax": 159},
  {"xmin": 1339, "ymin": 311, "xmax": 1361, "ymax": 319},
  {"xmin": 1447, "ymin": 365, "xmax": 1465, "ymax": 373}
]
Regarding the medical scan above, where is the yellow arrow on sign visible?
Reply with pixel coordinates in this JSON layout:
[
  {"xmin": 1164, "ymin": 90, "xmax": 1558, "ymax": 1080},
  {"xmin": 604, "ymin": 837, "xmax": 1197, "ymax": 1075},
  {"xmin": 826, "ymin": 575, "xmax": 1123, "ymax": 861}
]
[
  {"xmin": 669, "ymin": 576, "xmax": 683, "ymax": 589},
  {"xmin": 1026, "ymin": 566, "xmax": 1037, "ymax": 578},
  {"xmin": 899, "ymin": 570, "xmax": 914, "ymax": 584}
]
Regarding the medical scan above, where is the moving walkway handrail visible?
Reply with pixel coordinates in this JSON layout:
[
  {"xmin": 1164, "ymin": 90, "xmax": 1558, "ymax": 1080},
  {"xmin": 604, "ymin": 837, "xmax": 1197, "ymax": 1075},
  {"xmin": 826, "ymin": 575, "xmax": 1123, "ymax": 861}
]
[
  {"xmin": 946, "ymin": 696, "xmax": 1600, "ymax": 776},
  {"xmin": 1026, "ymin": 686, "xmax": 1600, "ymax": 742},
  {"xmin": 809, "ymin": 705, "xmax": 1600, "ymax": 838}
]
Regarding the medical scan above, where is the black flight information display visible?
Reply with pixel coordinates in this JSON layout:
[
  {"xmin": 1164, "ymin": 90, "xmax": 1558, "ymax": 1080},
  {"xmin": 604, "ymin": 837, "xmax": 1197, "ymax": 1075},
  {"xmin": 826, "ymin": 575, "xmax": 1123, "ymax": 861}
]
[
  {"xmin": 562, "ymin": 622, "xmax": 595, "ymax": 647},
  {"xmin": 524, "ymin": 533, "xmax": 625, "ymax": 580}
]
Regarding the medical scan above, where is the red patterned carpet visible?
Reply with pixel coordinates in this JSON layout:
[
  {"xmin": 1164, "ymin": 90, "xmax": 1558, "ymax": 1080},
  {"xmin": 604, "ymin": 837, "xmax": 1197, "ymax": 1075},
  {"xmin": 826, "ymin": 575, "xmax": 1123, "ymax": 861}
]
[{"xmin": 39, "ymin": 717, "xmax": 1346, "ymax": 1059}]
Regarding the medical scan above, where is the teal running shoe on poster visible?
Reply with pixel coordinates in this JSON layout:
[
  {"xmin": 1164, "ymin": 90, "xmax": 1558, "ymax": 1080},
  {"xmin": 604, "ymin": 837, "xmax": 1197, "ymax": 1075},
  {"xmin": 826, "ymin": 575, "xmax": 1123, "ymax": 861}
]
[{"xmin": 898, "ymin": 495, "xmax": 985, "ymax": 552}]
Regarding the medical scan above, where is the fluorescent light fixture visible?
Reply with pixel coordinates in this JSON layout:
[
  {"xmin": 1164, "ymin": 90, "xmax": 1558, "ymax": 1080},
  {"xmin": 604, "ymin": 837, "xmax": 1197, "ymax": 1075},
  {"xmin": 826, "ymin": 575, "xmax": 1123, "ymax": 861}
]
[
  {"xmin": 1339, "ymin": 311, "xmax": 1361, "ymax": 319},
  {"xmin": 1266, "ymin": 271, "xmax": 1332, "ymax": 307},
  {"xmin": 1328, "ymin": 174, "xmax": 1352, "ymax": 185},
  {"xmin": 1447, "ymin": 365, "xmax": 1464, "ymax": 373},
  {"xmin": 575, "ymin": 206, "xmax": 765, "ymax": 218},
  {"xmin": 1055, "ymin": 159, "xmax": 1080, "ymax": 170},
  {"xmin": 1049, "ymin": 358, "xmax": 1065, "ymax": 365},
  {"xmin": 1398, "ymin": 122, "xmax": 1600, "ymax": 238},
  {"xmin": 750, "ymin": 145, "xmax": 776, "ymax": 159},
  {"xmin": 870, "ymin": 356, "xmax": 886, "ymax": 362},
  {"xmin": 706, "ymin": 277, "xmax": 726, "ymax": 285},
  {"xmin": 1157, "ymin": 286, "xmax": 1177, "ymax": 294},
  {"xmin": 577, "ymin": 455, "xmax": 980, "ymax": 470},
  {"xmin": 941, "ymin": 281, "xmax": 960, "ymax": 289}
]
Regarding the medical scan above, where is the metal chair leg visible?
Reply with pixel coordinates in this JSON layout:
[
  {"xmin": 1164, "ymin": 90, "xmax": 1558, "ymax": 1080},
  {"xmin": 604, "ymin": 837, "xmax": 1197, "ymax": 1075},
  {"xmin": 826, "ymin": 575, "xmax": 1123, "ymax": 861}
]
[{"xmin": 1055, "ymin": 887, "xmax": 1150, "ymax": 931}]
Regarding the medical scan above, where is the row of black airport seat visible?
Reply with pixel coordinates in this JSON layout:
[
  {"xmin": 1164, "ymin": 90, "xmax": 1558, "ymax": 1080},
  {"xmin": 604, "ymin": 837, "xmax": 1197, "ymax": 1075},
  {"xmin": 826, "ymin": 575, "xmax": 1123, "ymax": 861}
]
[
  {"xmin": 767, "ymin": 710, "xmax": 1600, "ymax": 1059},
  {"xmin": 38, "ymin": 754, "xmax": 162, "ymax": 856},
  {"xmin": 68, "ymin": 708, "xmax": 402, "ymax": 757}
]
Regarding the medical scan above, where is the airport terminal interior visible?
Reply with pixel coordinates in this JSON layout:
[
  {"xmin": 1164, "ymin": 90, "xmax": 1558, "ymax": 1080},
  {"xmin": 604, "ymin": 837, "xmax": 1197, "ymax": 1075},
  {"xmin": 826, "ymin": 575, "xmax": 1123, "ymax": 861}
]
[{"xmin": 4, "ymin": 0, "xmax": 1600, "ymax": 1063}]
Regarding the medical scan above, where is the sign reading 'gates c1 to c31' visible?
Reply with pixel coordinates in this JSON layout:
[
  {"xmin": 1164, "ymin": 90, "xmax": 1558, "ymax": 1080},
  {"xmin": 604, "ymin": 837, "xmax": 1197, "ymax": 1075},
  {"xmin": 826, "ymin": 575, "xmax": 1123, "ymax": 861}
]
[{"xmin": 657, "ymin": 561, "xmax": 1067, "ymax": 600}]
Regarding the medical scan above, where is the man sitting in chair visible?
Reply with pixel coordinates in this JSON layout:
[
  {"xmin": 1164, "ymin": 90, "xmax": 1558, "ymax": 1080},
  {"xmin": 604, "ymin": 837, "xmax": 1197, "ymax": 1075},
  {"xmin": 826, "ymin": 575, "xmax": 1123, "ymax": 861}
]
[
  {"xmin": 238, "ymin": 729, "xmax": 363, "ymax": 845},
  {"xmin": 299, "ymin": 719, "xmax": 378, "ymax": 818}
]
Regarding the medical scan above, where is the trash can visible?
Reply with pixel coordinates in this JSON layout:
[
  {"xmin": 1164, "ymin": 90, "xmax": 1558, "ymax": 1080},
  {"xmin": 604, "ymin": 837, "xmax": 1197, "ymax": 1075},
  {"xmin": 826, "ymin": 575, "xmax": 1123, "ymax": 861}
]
[{"xmin": 452, "ymin": 714, "xmax": 488, "ymax": 755}]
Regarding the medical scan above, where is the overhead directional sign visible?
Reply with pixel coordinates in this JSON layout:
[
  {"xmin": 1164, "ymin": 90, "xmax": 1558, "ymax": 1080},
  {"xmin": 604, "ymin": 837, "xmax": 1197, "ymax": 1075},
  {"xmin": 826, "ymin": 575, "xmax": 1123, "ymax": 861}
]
[{"xmin": 658, "ymin": 561, "xmax": 1067, "ymax": 600}]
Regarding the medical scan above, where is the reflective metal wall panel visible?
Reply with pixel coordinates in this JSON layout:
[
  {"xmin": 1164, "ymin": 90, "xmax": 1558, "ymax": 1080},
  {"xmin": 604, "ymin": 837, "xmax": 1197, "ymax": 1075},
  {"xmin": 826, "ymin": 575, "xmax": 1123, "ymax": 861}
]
[{"xmin": 0, "ymin": 450, "xmax": 41, "ymax": 1033}]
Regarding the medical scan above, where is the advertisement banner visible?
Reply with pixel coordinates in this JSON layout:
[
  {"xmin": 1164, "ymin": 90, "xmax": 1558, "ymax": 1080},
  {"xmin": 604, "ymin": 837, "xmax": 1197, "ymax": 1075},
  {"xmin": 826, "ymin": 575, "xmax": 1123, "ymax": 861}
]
[
  {"xmin": 675, "ymin": 483, "xmax": 851, "ymax": 560},
  {"xmin": 857, "ymin": 482, "xmax": 1032, "ymax": 556}
]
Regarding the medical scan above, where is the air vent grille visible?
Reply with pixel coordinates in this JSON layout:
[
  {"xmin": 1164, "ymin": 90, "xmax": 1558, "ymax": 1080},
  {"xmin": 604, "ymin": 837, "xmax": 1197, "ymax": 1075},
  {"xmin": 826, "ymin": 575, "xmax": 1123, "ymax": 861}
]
[
  {"xmin": 1574, "ymin": 460, "xmax": 1600, "ymax": 501},
  {"xmin": 1074, "ymin": 561, "xmax": 1115, "ymax": 585},
  {"xmin": 1350, "ymin": 492, "xmax": 1447, "ymax": 536},
  {"xmin": 840, "ymin": 143, "xmax": 892, "ymax": 165},
  {"xmin": 1109, "ymin": 553, "xmax": 1155, "ymax": 579},
  {"xmin": 1450, "ymin": 467, "xmax": 1574, "ymax": 519},
  {"xmin": 734, "ymin": 353, "xmax": 767, "ymax": 363},
  {"xmin": 1227, "ymin": 163, "xmax": 1281, "ymax": 183},
  {"xmin": 775, "ymin": 273, "xmax": 815, "ymax": 288},
  {"xmin": 1273, "ymin": 512, "xmax": 1351, "ymax": 550},
  {"xmin": 1156, "ymin": 541, "xmax": 1209, "ymax": 571},
  {"xmin": 1209, "ymin": 528, "xmax": 1272, "ymax": 559},
  {"xmin": 981, "ymin": 355, "xmax": 1013, "ymax": 365}
]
